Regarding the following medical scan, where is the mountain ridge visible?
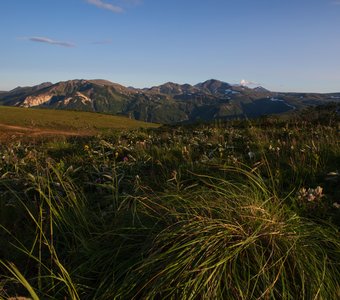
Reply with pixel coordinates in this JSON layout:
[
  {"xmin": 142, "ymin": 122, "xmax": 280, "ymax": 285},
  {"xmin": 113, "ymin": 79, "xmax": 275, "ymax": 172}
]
[{"xmin": 0, "ymin": 79, "xmax": 339, "ymax": 124}]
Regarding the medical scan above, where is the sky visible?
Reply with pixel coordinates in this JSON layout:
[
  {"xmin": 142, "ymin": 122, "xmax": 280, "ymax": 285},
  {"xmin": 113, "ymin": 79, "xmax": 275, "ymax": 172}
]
[{"xmin": 1, "ymin": 0, "xmax": 340, "ymax": 92}]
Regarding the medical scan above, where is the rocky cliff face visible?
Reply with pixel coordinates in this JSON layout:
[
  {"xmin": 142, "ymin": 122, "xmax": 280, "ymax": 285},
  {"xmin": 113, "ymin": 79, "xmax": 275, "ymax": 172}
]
[{"xmin": 22, "ymin": 94, "xmax": 53, "ymax": 107}]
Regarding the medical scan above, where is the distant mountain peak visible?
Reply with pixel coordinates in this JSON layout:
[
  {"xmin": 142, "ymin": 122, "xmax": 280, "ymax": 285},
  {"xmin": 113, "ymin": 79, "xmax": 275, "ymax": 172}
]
[
  {"xmin": 253, "ymin": 86, "xmax": 271, "ymax": 93},
  {"xmin": 196, "ymin": 79, "xmax": 229, "ymax": 86},
  {"xmin": 195, "ymin": 79, "xmax": 232, "ymax": 94}
]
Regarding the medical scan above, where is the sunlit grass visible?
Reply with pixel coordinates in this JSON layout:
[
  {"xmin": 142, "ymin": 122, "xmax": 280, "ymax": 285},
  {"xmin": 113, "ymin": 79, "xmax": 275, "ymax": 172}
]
[{"xmin": 0, "ymin": 105, "xmax": 159, "ymax": 132}]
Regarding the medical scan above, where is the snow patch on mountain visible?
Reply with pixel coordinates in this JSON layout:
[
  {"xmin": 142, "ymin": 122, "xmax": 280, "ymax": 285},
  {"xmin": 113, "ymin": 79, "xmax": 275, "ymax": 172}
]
[
  {"xmin": 225, "ymin": 89, "xmax": 240, "ymax": 95},
  {"xmin": 270, "ymin": 97, "xmax": 296, "ymax": 109}
]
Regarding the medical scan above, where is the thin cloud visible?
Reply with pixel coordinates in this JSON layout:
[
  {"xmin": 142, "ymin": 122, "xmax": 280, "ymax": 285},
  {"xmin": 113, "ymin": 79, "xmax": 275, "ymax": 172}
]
[
  {"xmin": 86, "ymin": 0, "xmax": 124, "ymax": 13},
  {"xmin": 240, "ymin": 79, "xmax": 259, "ymax": 87},
  {"xmin": 331, "ymin": 0, "xmax": 340, "ymax": 4},
  {"xmin": 28, "ymin": 36, "xmax": 75, "ymax": 48}
]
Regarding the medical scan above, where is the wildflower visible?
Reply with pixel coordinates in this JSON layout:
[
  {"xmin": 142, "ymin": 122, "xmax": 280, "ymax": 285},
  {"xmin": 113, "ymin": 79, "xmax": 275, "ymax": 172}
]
[
  {"xmin": 327, "ymin": 171, "xmax": 339, "ymax": 176},
  {"xmin": 298, "ymin": 187, "xmax": 307, "ymax": 199},
  {"xmin": 248, "ymin": 151, "xmax": 255, "ymax": 160},
  {"xmin": 314, "ymin": 186, "xmax": 323, "ymax": 197},
  {"xmin": 307, "ymin": 193, "xmax": 316, "ymax": 202},
  {"xmin": 123, "ymin": 156, "xmax": 129, "ymax": 162},
  {"xmin": 333, "ymin": 202, "xmax": 340, "ymax": 209},
  {"xmin": 84, "ymin": 144, "xmax": 90, "ymax": 151},
  {"xmin": 298, "ymin": 186, "xmax": 324, "ymax": 202},
  {"xmin": 325, "ymin": 171, "xmax": 339, "ymax": 182}
]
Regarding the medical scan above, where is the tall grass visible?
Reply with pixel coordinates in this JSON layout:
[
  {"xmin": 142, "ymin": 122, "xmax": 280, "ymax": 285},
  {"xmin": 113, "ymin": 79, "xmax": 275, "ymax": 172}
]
[
  {"xmin": 0, "ymin": 111, "xmax": 339, "ymax": 299},
  {"xmin": 1, "ymin": 164, "xmax": 339, "ymax": 299},
  {"xmin": 116, "ymin": 167, "xmax": 340, "ymax": 299},
  {"xmin": 0, "ymin": 163, "xmax": 81, "ymax": 299}
]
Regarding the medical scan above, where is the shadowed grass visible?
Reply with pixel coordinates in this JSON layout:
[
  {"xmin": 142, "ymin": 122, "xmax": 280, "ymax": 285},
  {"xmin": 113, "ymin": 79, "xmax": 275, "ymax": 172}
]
[
  {"xmin": 116, "ymin": 167, "xmax": 340, "ymax": 299},
  {"xmin": 0, "ymin": 164, "xmax": 82, "ymax": 299},
  {"xmin": 0, "ymin": 111, "xmax": 339, "ymax": 299},
  {"xmin": 3, "ymin": 164, "xmax": 339, "ymax": 299}
]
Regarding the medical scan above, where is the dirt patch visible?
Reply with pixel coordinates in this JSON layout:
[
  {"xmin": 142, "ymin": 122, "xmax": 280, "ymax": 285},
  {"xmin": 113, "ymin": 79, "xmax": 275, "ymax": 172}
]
[{"xmin": 0, "ymin": 123, "xmax": 94, "ymax": 141}]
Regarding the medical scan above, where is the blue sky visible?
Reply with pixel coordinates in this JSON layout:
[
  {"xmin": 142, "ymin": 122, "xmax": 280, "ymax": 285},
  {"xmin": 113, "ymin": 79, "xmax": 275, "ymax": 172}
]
[{"xmin": 1, "ymin": 0, "xmax": 340, "ymax": 92}]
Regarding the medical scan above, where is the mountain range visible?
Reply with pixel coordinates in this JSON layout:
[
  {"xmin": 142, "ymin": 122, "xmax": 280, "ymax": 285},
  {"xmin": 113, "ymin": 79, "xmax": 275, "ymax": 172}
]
[{"xmin": 0, "ymin": 79, "xmax": 339, "ymax": 124}]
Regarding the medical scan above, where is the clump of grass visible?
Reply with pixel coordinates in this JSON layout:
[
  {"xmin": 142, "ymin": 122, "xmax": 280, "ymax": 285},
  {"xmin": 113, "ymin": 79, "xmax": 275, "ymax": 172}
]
[{"xmin": 117, "ymin": 167, "xmax": 340, "ymax": 299}]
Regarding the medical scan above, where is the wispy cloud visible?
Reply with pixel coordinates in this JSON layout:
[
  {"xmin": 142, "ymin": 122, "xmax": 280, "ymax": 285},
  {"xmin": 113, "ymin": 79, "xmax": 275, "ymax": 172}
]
[
  {"xmin": 331, "ymin": 0, "xmax": 340, "ymax": 4},
  {"xmin": 28, "ymin": 36, "xmax": 75, "ymax": 47},
  {"xmin": 86, "ymin": 0, "xmax": 124, "ymax": 13}
]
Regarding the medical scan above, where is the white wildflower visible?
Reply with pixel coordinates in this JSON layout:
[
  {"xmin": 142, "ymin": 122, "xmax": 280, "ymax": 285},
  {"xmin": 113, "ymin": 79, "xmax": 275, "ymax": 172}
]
[
  {"xmin": 333, "ymin": 202, "xmax": 340, "ymax": 209},
  {"xmin": 248, "ymin": 151, "xmax": 255, "ymax": 159}
]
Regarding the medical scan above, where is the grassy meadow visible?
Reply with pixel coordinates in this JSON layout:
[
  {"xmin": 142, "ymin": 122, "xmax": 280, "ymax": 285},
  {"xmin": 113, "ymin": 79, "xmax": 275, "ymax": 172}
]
[
  {"xmin": 0, "ymin": 105, "xmax": 339, "ymax": 299},
  {"xmin": 0, "ymin": 106, "xmax": 158, "ymax": 139}
]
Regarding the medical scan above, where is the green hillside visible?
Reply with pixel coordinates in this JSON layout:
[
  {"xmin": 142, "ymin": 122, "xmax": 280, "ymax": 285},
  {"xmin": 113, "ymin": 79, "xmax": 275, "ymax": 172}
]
[{"xmin": 0, "ymin": 105, "xmax": 159, "ymax": 131}]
